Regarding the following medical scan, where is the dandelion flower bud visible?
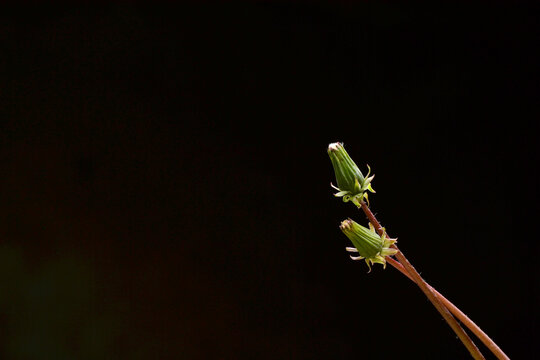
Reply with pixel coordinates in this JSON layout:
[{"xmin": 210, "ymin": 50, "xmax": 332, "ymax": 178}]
[
  {"xmin": 328, "ymin": 142, "xmax": 375, "ymax": 207},
  {"xmin": 340, "ymin": 218, "xmax": 397, "ymax": 271}
]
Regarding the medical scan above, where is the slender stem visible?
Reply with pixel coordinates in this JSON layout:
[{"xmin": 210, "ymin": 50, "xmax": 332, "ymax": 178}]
[
  {"xmin": 366, "ymin": 205, "xmax": 510, "ymax": 359},
  {"xmin": 394, "ymin": 249, "xmax": 485, "ymax": 360},
  {"xmin": 359, "ymin": 202, "xmax": 485, "ymax": 360},
  {"xmin": 386, "ymin": 256, "xmax": 510, "ymax": 360}
]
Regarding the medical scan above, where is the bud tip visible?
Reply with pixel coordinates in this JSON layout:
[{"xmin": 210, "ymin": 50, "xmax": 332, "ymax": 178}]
[
  {"xmin": 328, "ymin": 142, "xmax": 342, "ymax": 152},
  {"xmin": 339, "ymin": 218, "xmax": 353, "ymax": 231}
]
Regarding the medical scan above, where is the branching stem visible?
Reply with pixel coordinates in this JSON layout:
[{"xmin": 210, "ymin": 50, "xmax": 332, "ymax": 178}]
[
  {"xmin": 359, "ymin": 201, "xmax": 486, "ymax": 360},
  {"xmin": 386, "ymin": 257, "xmax": 510, "ymax": 360}
]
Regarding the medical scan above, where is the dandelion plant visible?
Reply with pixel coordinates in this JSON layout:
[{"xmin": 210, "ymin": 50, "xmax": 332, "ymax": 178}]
[{"xmin": 328, "ymin": 142, "xmax": 509, "ymax": 360}]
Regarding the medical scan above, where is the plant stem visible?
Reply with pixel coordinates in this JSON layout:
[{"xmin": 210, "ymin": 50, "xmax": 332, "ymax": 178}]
[
  {"xmin": 386, "ymin": 255, "xmax": 510, "ymax": 360},
  {"xmin": 359, "ymin": 201, "xmax": 485, "ymax": 360},
  {"xmin": 365, "ymin": 206, "xmax": 510, "ymax": 360},
  {"xmin": 394, "ymin": 249, "xmax": 485, "ymax": 360}
]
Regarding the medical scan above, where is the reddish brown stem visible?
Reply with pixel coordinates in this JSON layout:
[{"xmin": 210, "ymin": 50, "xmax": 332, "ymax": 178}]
[
  {"xmin": 370, "ymin": 208, "xmax": 509, "ymax": 360},
  {"xmin": 359, "ymin": 202, "xmax": 485, "ymax": 360},
  {"xmin": 386, "ymin": 256, "xmax": 510, "ymax": 360}
]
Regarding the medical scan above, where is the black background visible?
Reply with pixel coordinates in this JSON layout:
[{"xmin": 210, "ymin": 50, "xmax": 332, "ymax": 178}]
[{"xmin": 1, "ymin": 3, "xmax": 538, "ymax": 359}]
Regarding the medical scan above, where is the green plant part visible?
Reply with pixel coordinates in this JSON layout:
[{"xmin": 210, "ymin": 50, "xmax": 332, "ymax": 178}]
[
  {"xmin": 339, "ymin": 218, "xmax": 397, "ymax": 271},
  {"xmin": 327, "ymin": 142, "xmax": 375, "ymax": 207}
]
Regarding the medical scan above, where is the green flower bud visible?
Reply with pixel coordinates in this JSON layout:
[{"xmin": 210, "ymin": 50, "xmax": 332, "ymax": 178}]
[
  {"xmin": 328, "ymin": 142, "xmax": 375, "ymax": 207},
  {"xmin": 340, "ymin": 218, "xmax": 397, "ymax": 271}
]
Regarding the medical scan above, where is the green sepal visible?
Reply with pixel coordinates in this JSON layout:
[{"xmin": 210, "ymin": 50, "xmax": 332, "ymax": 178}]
[{"xmin": 334, "ymin": 190, "xmax": 350, "ymax": 197}]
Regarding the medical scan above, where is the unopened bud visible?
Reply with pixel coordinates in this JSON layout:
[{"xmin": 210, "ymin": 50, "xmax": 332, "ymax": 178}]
[
  {"xmin": 328, "ymin": 142, "xmax": 375, "ymax": 207},
  {"xmin": 340, "ymin": 218, "xmax": 397, "ymax": 271}
]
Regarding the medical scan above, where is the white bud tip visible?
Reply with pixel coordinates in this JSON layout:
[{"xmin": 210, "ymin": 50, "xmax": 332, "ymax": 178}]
[
  {"xmin": 328, "ymin": 142, "xmax": 342, "ymax": 152},
  {"xmin": 339, "ymin": 218, "xmax": 353, "ymax": 230}
]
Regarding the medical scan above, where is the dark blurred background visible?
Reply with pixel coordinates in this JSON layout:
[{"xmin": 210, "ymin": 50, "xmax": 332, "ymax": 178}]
[{"xmin": 1, "ymin": 2, "xmax": 538, "ymax": 359}]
